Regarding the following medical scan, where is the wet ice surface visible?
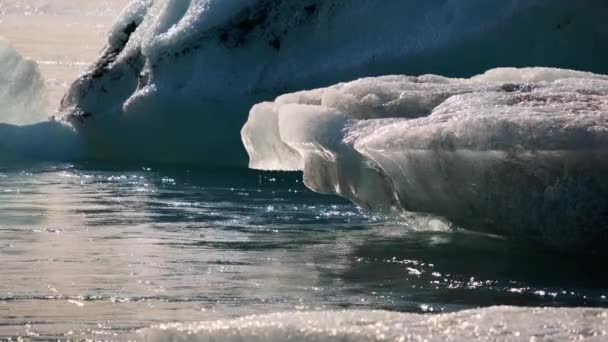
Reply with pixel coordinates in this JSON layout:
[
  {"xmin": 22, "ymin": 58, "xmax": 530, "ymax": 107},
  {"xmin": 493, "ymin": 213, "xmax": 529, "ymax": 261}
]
[{"xmin": 0, "ymin": 163, "xmax": 607, "ymax": 340}]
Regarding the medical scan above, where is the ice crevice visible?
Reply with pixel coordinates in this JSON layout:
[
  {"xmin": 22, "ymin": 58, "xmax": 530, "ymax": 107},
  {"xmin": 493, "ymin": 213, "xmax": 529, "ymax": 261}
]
[{"xmin": 242, "ymin": 68, "xmax": 608, "ymax": 253}]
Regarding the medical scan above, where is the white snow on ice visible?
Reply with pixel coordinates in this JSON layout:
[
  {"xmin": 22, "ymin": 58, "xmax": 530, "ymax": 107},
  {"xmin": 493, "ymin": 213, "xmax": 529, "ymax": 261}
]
[{"xmin": 55, "ymin": 0, "xmax": 608, "ymax": 164}]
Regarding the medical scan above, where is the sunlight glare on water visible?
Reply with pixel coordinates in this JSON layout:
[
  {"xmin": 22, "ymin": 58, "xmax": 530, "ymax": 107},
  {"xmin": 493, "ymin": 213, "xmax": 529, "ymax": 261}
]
[{"xmin": 0, "ymin": 163, "xmax": 607, "ymax": 339}]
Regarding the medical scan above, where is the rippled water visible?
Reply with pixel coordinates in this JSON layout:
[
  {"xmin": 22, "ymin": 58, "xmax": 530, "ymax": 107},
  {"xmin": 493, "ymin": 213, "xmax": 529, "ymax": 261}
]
[{"xmin": 1, "ymin": 163, "xmax": 607, "ymax": 340}]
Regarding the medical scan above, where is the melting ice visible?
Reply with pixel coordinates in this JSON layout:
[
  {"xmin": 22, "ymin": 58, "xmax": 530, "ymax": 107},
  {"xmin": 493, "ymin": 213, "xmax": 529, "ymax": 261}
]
[
  {"xmin": 242, "ymin": 68, "xmax": 608, "ymax": 253},
  {"xmin": 53, "ymin": 0, "xmax": 608, "ymax": 164},
  {"xmin": 1, "ymin": 0, "xmax": 608, "ymax": 339}
]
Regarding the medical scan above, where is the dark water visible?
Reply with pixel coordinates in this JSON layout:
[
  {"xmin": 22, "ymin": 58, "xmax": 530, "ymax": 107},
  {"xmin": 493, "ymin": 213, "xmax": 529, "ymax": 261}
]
[{"xmin": 0, "ymin": 163, "xmax": 607, "ymax": 339}]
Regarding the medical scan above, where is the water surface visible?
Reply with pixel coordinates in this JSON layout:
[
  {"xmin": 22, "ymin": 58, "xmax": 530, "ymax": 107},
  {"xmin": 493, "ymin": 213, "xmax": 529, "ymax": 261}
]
[{"xmin": 1, "ymin": 163, "xmax": 607, "ymax": 339}]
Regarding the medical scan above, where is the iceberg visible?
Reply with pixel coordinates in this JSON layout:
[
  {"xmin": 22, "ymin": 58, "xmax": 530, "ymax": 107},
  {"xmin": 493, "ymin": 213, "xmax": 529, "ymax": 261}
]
[
  {"xmin": 242, "ymin": 67, "xmax": 608, "ymax": 253},
  {"xmin": 0, "ymin": 36, "xmax": 81, "ymax": 161},
  {"xmin": 0, "ymin": 120, "xmax": 82, "ymax": 162},
  {"xmin": 143, "ymin": 307, "xmax": 608, "ymax": 341},
  {"xmin": 0, "ymin": 36, "xmax": 48, "ymax": 125},
  {"xmin": 57, "ymin": 0, "xmax": 608, "ymax": 164}
]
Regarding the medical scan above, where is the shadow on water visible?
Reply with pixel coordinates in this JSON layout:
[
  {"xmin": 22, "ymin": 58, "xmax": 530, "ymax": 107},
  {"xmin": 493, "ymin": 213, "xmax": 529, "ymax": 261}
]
[{"xmin": 333, "ymin": 229, "xmax": 608, "ymax": 312}]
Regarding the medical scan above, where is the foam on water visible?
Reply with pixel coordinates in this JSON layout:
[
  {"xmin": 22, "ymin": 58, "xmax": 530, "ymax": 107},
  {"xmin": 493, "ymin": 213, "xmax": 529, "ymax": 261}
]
[
  {"xmin": 242, "ymin": 67, "xmax": 608, "ymax": 253},
  {"xmin": 143, "ymin": 307, "xmax": 608, "ymax": 341}
]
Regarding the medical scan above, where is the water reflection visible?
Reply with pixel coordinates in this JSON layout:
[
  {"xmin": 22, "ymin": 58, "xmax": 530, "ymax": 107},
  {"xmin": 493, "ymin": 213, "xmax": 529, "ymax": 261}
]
[{"xmin": 0, "ymin": 162, "xmax": 606, "ymax": 339}]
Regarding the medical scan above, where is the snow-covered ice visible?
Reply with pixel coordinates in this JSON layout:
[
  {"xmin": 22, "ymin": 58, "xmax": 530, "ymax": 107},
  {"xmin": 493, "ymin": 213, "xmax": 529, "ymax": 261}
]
[
  {"xmin": 55, "ymin": 0, "xmax": 608, "ymax": 164},
  {"xmin": 242, "ymin": 67, "xmax": 608, "ymax": 253}
]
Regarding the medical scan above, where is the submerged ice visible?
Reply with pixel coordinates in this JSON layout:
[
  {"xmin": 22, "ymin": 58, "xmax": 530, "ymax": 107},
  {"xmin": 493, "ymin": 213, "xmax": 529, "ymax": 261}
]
[
  {"xmin": 242, "ymin": 67, "xmax": 608, "ymax": 253},
  {"xmin": 55, "ymin": 0, "xmax": 608, "ymax": 164}
]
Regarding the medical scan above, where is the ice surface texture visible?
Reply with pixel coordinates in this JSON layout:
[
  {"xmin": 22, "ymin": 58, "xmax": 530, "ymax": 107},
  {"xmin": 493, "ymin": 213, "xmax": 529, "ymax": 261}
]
[
  {"xmin": 242, "ymin": 68, "xmax": 608, "ymax": 253},
  {"xmin": 0, "ymin": 37, "xmax": 47, "ymax": 125},
  {"xmin": 59, "ymin": 0, "xmax": 608, "ymax": 165},
  {"xmin": 143, "ymin": 307, "xmax": 608, "ymax": 341}
]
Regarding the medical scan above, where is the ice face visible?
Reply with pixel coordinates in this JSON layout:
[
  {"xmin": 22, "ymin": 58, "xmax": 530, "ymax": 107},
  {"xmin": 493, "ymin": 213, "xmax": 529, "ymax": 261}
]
[
  {"xmin": 0, "ymin": 36, "xmax": 81, "ymax": 161},
  {"xmin": 143, "ymin": 307, "xmax": 608, "ymax": 341},
  {"xmin": 242, "ymin": 67, "xmax": 608, "ymax": 253},
  {"xmin": 0, "ymin": 37, "xmax": 47, "ymax": 125},
  {"xmin": 58, "ymin": 0, "xmax": 608, "ymax": 165},
  {"xmin": 0, "ymin": 121, "xmax": 83, "ymax": 162}
]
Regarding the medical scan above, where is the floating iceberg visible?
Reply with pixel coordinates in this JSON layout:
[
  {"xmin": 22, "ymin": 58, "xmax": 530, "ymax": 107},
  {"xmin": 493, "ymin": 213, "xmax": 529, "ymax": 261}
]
[
  {"xmin": 143, "ymin": 307, "xmax": 608, "ymax": 341},
  {"xmin": 57, "ymin": 0, "xmax": 608, "ymax": 164},
  {"xmin": 0, "ymin": 36, "xmax": 48, "ymax": 125},
  {"xmin": 0, "ymin": 37, "xmax": 81, "ymax": 161},
  {"xmin": 242, "ymin": 67, "xmax": 608, "ymax": 253},
  {"xmin": 0, "ymin": 120, "xmax": 82, "ymax": 162}
]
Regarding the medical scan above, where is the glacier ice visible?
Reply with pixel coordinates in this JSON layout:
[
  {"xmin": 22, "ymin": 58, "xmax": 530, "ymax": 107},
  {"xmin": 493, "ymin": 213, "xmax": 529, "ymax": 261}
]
[
  {"xmin": 0, "ymin": 37, "xmax": 81, "ymax": 161},
  {"xmin": 0, "ymin": 36, "xmax": 48, "ymax": 125},
  {"xmin": 143, "ymin": 307, "xmax": 608, "ymax": 342},
  {"xmin": 0, "ymin": 120, "xmax": 83, "ymax": 162},
  {"xmin": 242, "ymin": 67, "xmax": 608, "ymax": 253},
  {"xmin": 57, "ymin": 0, "xmax": 608, "ymax": 164}
]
